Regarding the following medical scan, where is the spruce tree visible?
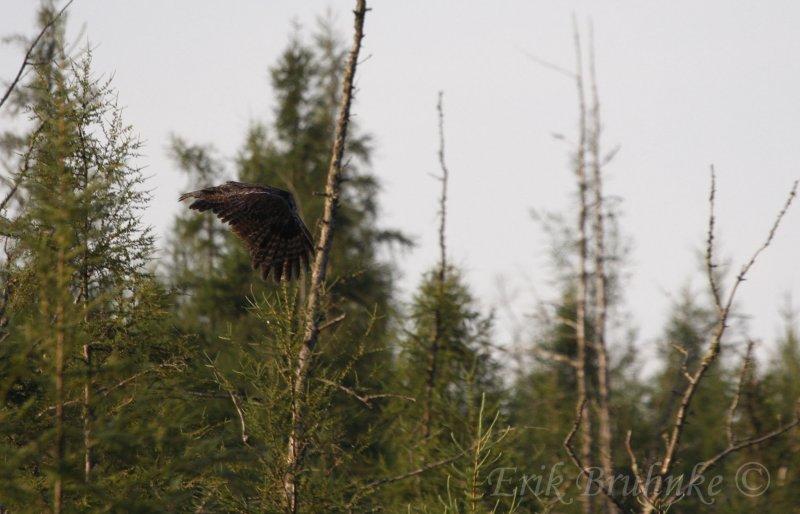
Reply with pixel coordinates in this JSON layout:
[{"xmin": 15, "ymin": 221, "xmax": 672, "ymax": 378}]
[{"xmin": 385, "ymin": 267, "xmax": 501, "ymax": 509}]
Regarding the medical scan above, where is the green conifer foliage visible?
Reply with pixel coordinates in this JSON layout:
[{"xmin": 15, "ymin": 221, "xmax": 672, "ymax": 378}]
[{"xmin": 0, "ymin": 29, "xmax": 180, "ymax": 509}]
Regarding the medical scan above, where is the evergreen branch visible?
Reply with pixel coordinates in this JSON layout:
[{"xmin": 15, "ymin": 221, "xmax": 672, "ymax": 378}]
[
  {"xmin": 36, "ymin": 361, "xmax": 183, "ymax": 418},
  {"xmin": 347, "ymin": 448, "xmax": 468, "ymax": 506}
]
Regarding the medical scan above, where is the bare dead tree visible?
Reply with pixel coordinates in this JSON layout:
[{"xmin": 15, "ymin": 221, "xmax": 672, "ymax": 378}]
[
  {"xmin": 570, "ymin": 18, "xmax": 594, "ymax": 514},
  {"xmin": 526, "ymin": 22, "xmax": 622, "ymax": 512},
  {"xmin": 626, "ymin": 170, "xmax": 800, "ymax": 514},
  {"xmin": 587, "ymin": 25, "xmax": 617, "ymax": 514},
  {"xmin": 420, "ymin": 90, "xmax": 450, "ymax": 437},
  {"xmin": 0, "ymin": 0, "xmax": 73, "ymax": 112},
  {"xmin": 282, "ymin": 1, "xmax": 368, "ymax": 511}
]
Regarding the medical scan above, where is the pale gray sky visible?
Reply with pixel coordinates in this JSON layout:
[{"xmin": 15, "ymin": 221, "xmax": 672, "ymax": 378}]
[{"xmin": 3, "ymin": 1, "xmax": 800, "ymax": 363}]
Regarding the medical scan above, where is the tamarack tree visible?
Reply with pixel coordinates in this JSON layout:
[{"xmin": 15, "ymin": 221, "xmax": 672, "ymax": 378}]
[{"xmin": 0, "ymin": 27, "xmax": 177, "ymax": 514}]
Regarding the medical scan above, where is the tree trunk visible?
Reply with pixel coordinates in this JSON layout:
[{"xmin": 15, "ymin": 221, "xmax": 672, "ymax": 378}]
[
  {"xmin": 283, "ymin": 1, "xmax": 368, "ymax": 511},
  {"xmin": 588, "ymin": 32, "xmax": 617, "ymax": 514},
  {"xmin": 421, "ymin": 91, "xmax": 449, "ymax": 438},
  {"xmin": 573, "ymin": 22, "xmax": 594, "ymax": 514},
  {"xmin": 54, "ymin": 246, "xmax": 65, "ymax": 514},
  {"xmin": 82, "ymin": 342, "xmax": 92, "ymax": 480}
]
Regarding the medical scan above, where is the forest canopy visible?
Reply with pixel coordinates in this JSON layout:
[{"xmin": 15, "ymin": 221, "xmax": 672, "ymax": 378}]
[{"xmin": 1, "ymin": 2, "xmax": 799, "ymax": 514}]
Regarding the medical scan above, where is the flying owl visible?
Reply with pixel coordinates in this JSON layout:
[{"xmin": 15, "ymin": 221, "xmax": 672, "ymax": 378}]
[{"xmin": 179, "ymin": 181, "xmax": 314, "ymax": 282}]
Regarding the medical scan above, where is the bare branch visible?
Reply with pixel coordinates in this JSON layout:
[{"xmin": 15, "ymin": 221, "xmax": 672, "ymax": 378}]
[
  {"xmin": 0, "ymin": 0, "xmax": 74, "ymax": 111},
  {"xmin": 284, "ymin": 1, "xmax": 369, "ymax": 510},
  {"xmin": 668, "ymin": 407, "xmax": 800, "ymax": 506},
  {"xmin": 316, "ymin": 377, "xmax": 415, "ymax": 409},
  {"xmin": 208, "ymin": 365, "xmax": 250, "ymax": 447},
  {"xmin": 705, "ymin": 166, "xmax": 723, "ymax": 314},
  {"xmin": 531, "ymin": 346, "xmax": 578, "ymax": 368},
  {"xmin": 637, "ymin": 175, "xmax": 798, "ymax": 513},
  {"xmin": 723, "ymin": 179, "xmax": 798, "ymax": 314},
  {"xmin": 624, "ymin": 431, "xmax": 655, "ymax": 512},
  {"xmin": 587, "ymin": 23, "xmax": 617, "ymax": 514},
  {"xmin": 726, "ymin": 340, "xmax": 754, "ymax": 446},
  {"xmin": 564, "ymin": 399, "xmax": 630, "ymax": 513},
  {"xmin": 318, "ymin": 312, "xmax": 346, "ymax": 333}
]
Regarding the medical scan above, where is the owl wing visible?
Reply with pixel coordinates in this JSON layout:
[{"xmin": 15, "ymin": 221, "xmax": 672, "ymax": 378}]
[{"xmin": 179, "ymin": 182, "xmax": 314, "ymax": 282}]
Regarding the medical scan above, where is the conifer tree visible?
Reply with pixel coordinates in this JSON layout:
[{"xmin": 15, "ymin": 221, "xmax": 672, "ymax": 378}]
[
  {"xmin": 0, "ymin": 11, "xmax": 183, "ymax": 508},
  {"xmin": 716, "ymin": 303, "xmax": 800, "ymax": 513},
  {"xmin": 375, "ymin": 93, "xmax": 504, "ymax": 511},
  {"xmin": 167, "ymin": 138, "xmax": 229, "ymax": 344},
  {"xmin": 163, "ymin": 20, "xmax": 409, "ymax": 508}
]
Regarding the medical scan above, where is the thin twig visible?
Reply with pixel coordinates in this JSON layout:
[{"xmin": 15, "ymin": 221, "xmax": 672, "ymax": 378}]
[
  {"xmin": 624, "ymin": 431, "xmax": 655, "ymax": 512},
  {"xmin": 36, "ymin": 361, "xmax": 182, "ymax": 418},
  {"xmin": 359, "ymin": 449, "xmax": 466, "ymax": 492},
  {"xmin": 208, "ymin": 365, "xmax": 250, "ymax": 447},
  {"xmin": 726, "ymin": 340, "xmax": 754, "ymax": 446},
  {"xmin": 670, "ymin": 342, "xmax": 694, "ymax": 384},
  {"xmin": 564, "ymin": 399, "xmax": 630, "ymax": 513},
  {"xmin": 517, "ymin": 47, "xmax": 576, "ymax": 80},
  {"xmin": 722, "ymin": 179, "xmax": 798, "ymax": 315},
  {"xmin": 705, "ymin": 166, "xmax": 723, "ymax": 314},
  {"xmin": 531, "ymin": 346, "xmax": 578, "ymax": 368},
  {"xmin": 316, "ymin": 377, "xmax": 415, "ymax": 409},
  {"xmin": 0, "ymin": 0, "xmax": 74, "ymax": 111},
  {"xmin": 318, "ymin": 312, "xmax": 346, "ymax": 333}
]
